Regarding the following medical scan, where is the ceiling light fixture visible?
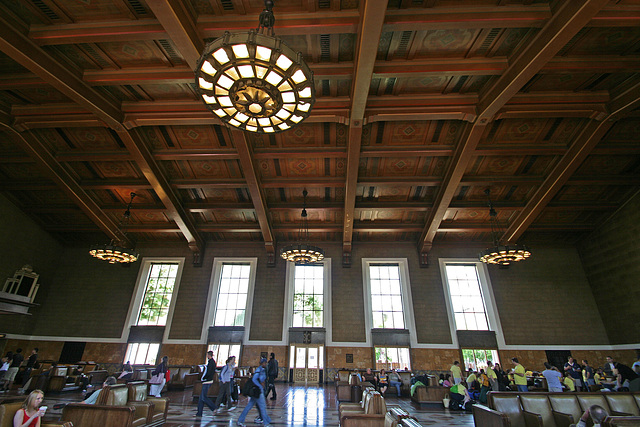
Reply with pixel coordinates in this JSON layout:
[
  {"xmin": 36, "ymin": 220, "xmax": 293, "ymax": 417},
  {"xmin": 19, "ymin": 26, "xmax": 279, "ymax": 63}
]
[
  {"xmin": 89, "ymin": 192, "xmax": 140, "ymax": 264},
  {"xmin": 478, "ymin": 189, "xmax": 531, "ymax": 266},
  {"xmin": 195, "ymin": 0, "xmax": 315, "ymax": 133},
  {"xmin": 280, "ymin": 189, "xmax": 324, "ymax": 264}
]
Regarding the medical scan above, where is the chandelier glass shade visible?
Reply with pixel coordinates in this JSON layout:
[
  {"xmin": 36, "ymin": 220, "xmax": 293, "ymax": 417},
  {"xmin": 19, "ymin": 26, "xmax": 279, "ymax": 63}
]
[
  {"xmin": 280, "ymin": 189, "xmax": 324, "ymax": 264},
  {"xmin": 195, "ymin": 30, "xmax": 315, "ymax": 133},
  {"xmin": 89, "ymin": 244, "xmax": 139, "ymax": 264},
  {"xmin": 89, "ymin": 192, "xmax": 139, "ymax": 264},
  {"xmin": 478, "ymin": 189, "xmax": 531, "ymax": 266},
  {"xmin": 479, "ymin": 244, "xmax": 531, "ymax": 266}
]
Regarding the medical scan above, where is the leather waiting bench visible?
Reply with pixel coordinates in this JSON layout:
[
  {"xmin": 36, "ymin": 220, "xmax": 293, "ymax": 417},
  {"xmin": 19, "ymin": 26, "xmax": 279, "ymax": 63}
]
[
  {"xmin": 127, "ymin": 381, "xmax": 169, "ymax": 427},
  {"xmin": 61, "ymin": 384, "xmax": 150, "ymax": 427},
  {"xmin": 473, "ymin": 391, "xmax": 640, "ymax": 427}
]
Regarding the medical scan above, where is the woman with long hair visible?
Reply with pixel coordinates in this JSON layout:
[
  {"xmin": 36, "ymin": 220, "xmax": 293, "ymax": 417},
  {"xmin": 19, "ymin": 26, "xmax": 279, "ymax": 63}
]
[{"xmin": 13, "ymin": 389, "xmax": 46, "ymax": 427}]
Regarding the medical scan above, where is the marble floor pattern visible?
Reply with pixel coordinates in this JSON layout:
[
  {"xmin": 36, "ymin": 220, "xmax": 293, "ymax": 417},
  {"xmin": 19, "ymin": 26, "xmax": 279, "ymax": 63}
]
[{"xmin": 37, "ymin": 383, "xmax": 475, "ymax": 426}]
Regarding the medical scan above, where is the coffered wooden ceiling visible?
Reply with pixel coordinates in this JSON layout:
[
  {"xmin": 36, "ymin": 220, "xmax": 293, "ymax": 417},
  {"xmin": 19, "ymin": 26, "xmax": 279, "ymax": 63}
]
[{"xmin": 0, "ymin": 0, "xmax": 639, "ymax": 266}]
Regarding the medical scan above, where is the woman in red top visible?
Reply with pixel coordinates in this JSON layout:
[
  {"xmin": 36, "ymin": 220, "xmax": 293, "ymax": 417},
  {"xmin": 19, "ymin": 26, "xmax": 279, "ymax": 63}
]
[{"xmin": 13, "ymin": 389, "xmax": 46, "ymax": 427}]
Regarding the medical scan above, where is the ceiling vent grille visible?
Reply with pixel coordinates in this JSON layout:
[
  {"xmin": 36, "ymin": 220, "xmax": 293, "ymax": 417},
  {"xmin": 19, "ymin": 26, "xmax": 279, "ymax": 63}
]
[
  {"xmin": 320, "ymin": 35, "xmax": 331, "ymax": 61},
  {"xmin": 158, "ymin": 40, "xmax": 182, "ymax": 63},
  {"xmin": 476, "ymin": 28, "xmax": 500, "ymax": 56},
  {"xmin": 125, "ymin": 0, "xmax": 148, "ymax": 15},
  {"xmin": 80, "ymin": 44, "xmax": 110, "ymax": 68},
  {"xmin": 318, "ymin": 0, "xmax": 331, "ymax": 8},
  {"xmin": 220, "ymin": 0, "xmax": 234, "ymax": 11},
  {"xmin": 395, "ymin": 31, "xmax": 412, "ymax": 58},
  {"xmin": 31, "ymin": 0, "xmax": 59, "ymax": 20}
]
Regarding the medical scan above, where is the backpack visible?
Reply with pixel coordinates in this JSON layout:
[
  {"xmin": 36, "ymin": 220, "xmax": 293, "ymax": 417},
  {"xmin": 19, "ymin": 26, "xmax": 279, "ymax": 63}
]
[{"xmin": 241, "ymin": 376, "xmax": 255, "ymax": 397}]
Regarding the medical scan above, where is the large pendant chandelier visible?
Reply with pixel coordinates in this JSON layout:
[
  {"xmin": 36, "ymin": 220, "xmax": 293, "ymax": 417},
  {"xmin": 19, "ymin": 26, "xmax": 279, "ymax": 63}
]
[
  {"xmin": 195, "ymin": 0, "xmax": 315, "ymax": 133},
  {"xmin": 478, "ymin": 189, "xmax": 531, "ymax": 266},
  {"xmin": 89, "ymin": 192, "xmax": 140, "ymax": 264},
  {"xmin": 280, "ymin": 189, "xmax": 324, "ymax": 264}
]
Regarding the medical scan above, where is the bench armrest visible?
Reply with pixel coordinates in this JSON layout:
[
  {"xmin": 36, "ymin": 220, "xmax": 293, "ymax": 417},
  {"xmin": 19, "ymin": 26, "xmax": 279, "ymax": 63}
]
[
  {"xmin": 523, "ymin": 410, "xmax": 544, "ymax": 427},
  {"xmin": 552, "ymin": 410, "xmax": 575, "ymax": 427},
  {"xmin": 472, "ymin": 404, "xmax": 510, "ymax": 427}
]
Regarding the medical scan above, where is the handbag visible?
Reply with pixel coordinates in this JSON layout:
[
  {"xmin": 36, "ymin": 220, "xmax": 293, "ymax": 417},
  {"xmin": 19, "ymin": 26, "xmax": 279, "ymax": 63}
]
[
  {"xmin": 442, "ymin": 393, "xmax": 450, "ymax": 408},
  {"xmin": 149, "ymin": 373, "xmax": 163, "ymax": 384}
]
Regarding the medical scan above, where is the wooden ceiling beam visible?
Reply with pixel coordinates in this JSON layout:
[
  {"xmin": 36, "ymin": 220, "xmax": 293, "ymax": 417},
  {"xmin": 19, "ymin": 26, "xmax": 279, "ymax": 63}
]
[
  {"xmin": 8, "ymin": 143, "xmax": 635, "ymax": 164},
  {"xmin": 417, "ymin": 0, "xmax": 609, "ymax": 262},
  {"xmin": 478, "ymin": 0, "xmax": 610, "ymax": 122},
  {"xmin": 5, "ymin": 173, "xmax": 638, "ymax": 192},
  {"xmin": 501, "ymin": 79, "xmax": 640, "ymax": 244},
  {"xmin": 230, "ymin": 129, "xmax": 276, "ymax": 265},
  {"xmin": 21, "ymin": 200, "xmax": 620, "ymax": 214},
  {"xmin": 146, "ymin": 0, "xmax": 204, "ymax": 71},
  {"xmin": 29, "ymin": 19, "xmax": 167, "ymax": 45},
  {"xmin": 0, "ymin": 124, "xmax": 132, "ymax": 247},
  {"xmin": 0, "ymin": 17, "xmax": 123, "ymax": 130},
  {"xmin": 43, "ymin": 221, "xmax": 597, "ymax": 234},
  {"xmin": 342, "ymin": 0, "xmax": 388, "ymax": 266},
  {"xmin": 0, "ymin": 54, "xmax": 627, "ymax": 89},
  {"xmin": 24, "ymin": 5, "xmax": 638, "ymax": 47}
]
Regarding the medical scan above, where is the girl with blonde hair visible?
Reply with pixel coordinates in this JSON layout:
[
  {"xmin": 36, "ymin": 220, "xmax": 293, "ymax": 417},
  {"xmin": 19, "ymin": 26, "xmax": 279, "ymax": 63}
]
[{"xmin": 14, "ymin": 389, "xmax": 46, "ymax": 427}]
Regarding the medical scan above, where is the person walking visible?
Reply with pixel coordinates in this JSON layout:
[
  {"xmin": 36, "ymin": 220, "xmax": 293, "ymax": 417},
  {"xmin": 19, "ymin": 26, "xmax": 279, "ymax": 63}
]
[
  {"xmin": 265, "ymin": 353, "xmax": 278, "ymax": 400},
  {"xmin": 238, "ymin": 357, "xmax": 271, "ymax": 427},
  {"xmin": 195, "ymin": 351, "xmax": 217, "ymax": 417},
  {"xmin": 149, "ymin": 356, "xmax": 168, "ymax": 398},
  {"xmin": 212, "ymin": 356, "xmax": 237, "ymax": 414}
]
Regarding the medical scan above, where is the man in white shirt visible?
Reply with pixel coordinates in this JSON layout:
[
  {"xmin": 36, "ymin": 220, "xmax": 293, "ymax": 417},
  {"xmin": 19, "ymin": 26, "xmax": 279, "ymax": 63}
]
[{"xmin": 575, "ymin": 405, "xmax": 607, "ymax": 427}]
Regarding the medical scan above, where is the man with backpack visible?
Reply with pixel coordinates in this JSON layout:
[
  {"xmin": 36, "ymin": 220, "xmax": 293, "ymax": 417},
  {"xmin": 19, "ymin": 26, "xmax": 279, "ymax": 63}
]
[
  {"xmin": 265, "ymin": 353, "xmax": 278, "ymax": 400},
  {"xmin": 238, "ymin": 357, "xmax": 271, "ymax": 427}
]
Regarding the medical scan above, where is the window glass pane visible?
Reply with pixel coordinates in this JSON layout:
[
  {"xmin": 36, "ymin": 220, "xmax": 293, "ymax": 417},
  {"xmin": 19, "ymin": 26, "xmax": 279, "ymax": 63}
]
[
  {"xmin": 214, "ymin": 263, "xmax": 251, "ymax": 326},
  {"xmin": 292, "ymin": 264, "xmax": 324, "ymax": 328},
  {"xmin": 137, "ymin": 262, "xmax": 179, "ymax": 326},
  {"xmin": 369, "ymin": 264, "xmax": 405, "ymax": 330},
  {"xmin": 374, "ymin": 346, "xmax": 411, "ymax": 370},
  {"xmin": 124, "ymin": 343, "xmax": 159, "ymax": 365},
  {"xmin": 392, "ymin": 311, "xmax": 405, "ymax": 329},
  {"xmin": 445, "ymin": 264, "xmax": 489, "ymax": 331},
  {"xmin": 372, "ymin": 311, "xmax": 384, "ymax": 329}
]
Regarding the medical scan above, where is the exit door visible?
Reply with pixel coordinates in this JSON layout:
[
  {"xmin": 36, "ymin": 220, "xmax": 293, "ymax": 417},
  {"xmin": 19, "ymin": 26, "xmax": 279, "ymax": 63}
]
[{"xmin": 290, "ymin": 345, "xmax": 323, "ymax": 383}]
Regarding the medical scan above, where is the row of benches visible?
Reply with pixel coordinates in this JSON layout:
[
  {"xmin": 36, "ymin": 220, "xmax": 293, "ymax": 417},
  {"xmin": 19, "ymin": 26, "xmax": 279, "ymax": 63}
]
[{"xmin": 338, "ymin": 387, "xmax": 424, "ymax": 427}]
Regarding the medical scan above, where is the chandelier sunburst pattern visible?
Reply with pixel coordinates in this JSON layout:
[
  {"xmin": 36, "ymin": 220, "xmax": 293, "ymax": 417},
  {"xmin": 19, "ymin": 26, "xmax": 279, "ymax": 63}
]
[
  {"xmin": 89, "ymin": 192, "xmax": 140, "ymax": 264},
  {"xmin": 280, "ymin": 189, "xmax": 324, "ymax": 264},
  {"xmin": 195, "ymin": 0, "xmax": 315, "ymax": 133},
  {"xmin": 478, "ymin": 189, "xmax": 531, "ymax": 266}
]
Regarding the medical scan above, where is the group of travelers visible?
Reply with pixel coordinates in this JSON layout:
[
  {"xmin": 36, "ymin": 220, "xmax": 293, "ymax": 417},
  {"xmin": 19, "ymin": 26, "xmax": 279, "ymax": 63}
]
[
  {"xmin": 195, "ymin": 351, "xmax": 279, "ymax": 427},
  {"xmin": 449, "ymin": 353, "xmax": 640, "ymax": 407},
  {"xmin": 351, "ymin": 367, "xmax": 404, "ymax": 396}
]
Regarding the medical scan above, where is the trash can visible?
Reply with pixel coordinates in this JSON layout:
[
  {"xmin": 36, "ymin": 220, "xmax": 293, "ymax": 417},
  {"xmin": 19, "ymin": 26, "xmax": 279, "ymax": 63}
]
[{"xmin": 351, "ymin": 385, "xmax": 362, "ymax": 402}]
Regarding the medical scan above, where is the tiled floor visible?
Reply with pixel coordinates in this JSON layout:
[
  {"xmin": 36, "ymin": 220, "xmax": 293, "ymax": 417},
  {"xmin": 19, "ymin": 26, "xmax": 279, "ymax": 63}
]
[{"xmin": 37, "ymin": 383, "xmax": 475, "ymax": 426}]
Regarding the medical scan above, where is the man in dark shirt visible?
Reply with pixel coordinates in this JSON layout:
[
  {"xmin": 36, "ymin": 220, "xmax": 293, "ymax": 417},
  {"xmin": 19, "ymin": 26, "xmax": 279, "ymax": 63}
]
[
  {"xmin": 22, "ymin": 348, "xmax": 38, "ymax": 386},
  {"xmin": 564, "ymin": 357, "xmax": 583, "ymax": 391},
  {"xmin": 195, "ymin": 351, "xmax": 217, "ymax": 417},
  {"xmin": 265, "ymin": 353, "xmax": 278, "ymax": 400},
  {"xmin": 612, "ymin": 362, "xmax": 639, "ymax": 390}
]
